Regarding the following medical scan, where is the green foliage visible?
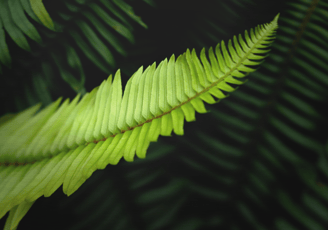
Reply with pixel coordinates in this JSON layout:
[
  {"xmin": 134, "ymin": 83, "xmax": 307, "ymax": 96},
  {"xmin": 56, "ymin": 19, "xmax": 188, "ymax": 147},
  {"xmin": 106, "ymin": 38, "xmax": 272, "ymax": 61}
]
[
  {"xmin": 0, "ymin": 0, "xmax": 149, "ymax": 113},
  {"xmin": 1, "ymin": 0, "xmax": 328, "ymax": 230},
  {"xmin": 0, "ymin": 14, "xmax": 279, "ymax": 229}
]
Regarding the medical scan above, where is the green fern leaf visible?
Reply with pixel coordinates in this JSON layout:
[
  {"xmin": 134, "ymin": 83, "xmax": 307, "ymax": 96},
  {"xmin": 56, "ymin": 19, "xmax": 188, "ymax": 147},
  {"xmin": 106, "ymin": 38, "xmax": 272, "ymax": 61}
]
[
  {"xmin": 9, "ymin": 0, "xmax": 42, "ymax": 43},
  {"xmin": 0, "ymin": 0, "xmax": 31, "ymax": 51},
  {"xmin": 29, "ymin": 0, "xmax": 55, "ymax": 31},
  {"xmin": 0, "ymin": 17, "xmax": 11, "ymax": 69},
  {"xmin": 0, "ymin": 14, "xmax": 279, "ymax": 229}
]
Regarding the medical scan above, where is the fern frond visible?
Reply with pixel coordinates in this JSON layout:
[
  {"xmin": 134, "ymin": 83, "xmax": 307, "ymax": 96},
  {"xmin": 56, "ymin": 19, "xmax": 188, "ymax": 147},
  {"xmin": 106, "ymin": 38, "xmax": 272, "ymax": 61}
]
[
  {"xmin": 0, "ymin": 0, "xmax": 148, "ymax": 99},
  {"xmin": 189, "ymin": 1, "xmax": 327, "ymax": 229},
  {"xmin": 29, "ymin": 0, "xmax": 55, "ymax": 31},
  {"xmin": 0, "ymin": 0, "xmax": 51, "ymax": 63},
  {"xmin": 0, "ymin": 14, "xmax": 279, "ymax": 229}
]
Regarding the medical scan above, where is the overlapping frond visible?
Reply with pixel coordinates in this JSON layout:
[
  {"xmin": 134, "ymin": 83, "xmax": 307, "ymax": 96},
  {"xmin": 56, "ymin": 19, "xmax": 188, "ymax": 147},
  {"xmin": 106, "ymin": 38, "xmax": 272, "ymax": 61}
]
[
  {"xmin": 175, "ymin": 0, "xmax": 327, "ymax": 229},
  {"xmin": 0, "ymin": 14, "xmax": 279, "ymax": 229},
  {"xmin": 0, "ymin": 0, "xmax": 149, "ymax": 113},
  {"xmin": 0, "ymin": 0, "xmax": 53, "ymax": 69}
]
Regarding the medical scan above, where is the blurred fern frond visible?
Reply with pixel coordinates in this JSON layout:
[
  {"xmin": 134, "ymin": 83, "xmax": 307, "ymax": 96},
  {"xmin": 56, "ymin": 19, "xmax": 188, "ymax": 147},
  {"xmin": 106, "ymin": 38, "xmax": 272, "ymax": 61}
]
[
  {"xmin": 0, "ymin": 0, "xmax": 149, "ymax": 114},
  {"xmin": 170, "ymin": 0, "xmax": 328, "ymax": 229}
]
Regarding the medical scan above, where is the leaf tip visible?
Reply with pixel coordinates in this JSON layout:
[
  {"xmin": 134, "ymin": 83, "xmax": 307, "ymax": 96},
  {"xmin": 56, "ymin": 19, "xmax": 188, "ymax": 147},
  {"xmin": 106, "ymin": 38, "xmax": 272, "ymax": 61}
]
[{"xmin": 273, "ymin": 13, "xmax": 280, "ymax": 23}]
